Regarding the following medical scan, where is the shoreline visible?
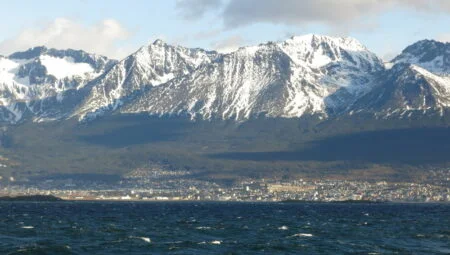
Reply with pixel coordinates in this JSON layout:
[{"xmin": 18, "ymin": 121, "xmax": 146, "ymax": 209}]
[{"xmin": 1, "ymin": 195, "xmax": 448, "ymax": 204}]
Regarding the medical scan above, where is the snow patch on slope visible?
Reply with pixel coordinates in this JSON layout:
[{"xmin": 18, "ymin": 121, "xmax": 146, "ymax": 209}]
[
  {"xmin": 150, "ymin": 72, "xmax": 174, "ymax": 86},
  {"xmin": 394, "ymin": 54, "xmax": 447, "ymax": 75},
  {"xmin": 39, "ymin": 55, "xmax": 94, "ymax": 79},
  {"xmin": 411, "ymin": 65, "xmax": 450, "ymax": 105},
  {"xmin": 412, "ymin": 65, "xmax": 450, "ymax": 85},
  {"xmin": 0, "ymin": 57, "xmax": 30, "ymax": 86}
]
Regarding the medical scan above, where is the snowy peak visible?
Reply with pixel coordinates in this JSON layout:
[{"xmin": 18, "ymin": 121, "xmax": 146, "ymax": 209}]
[
  {"xmin": 279, "ymin": 34, "xmax": 381, "ymax": 70},
  {"xmin": 122, "ymin": 42, "xmax": 295, "ymax": 120},
  {"xmin": 278, "ymin": 34, "xmax": 384, "ymax": 92},
  {"xmin": 76, "ymin": 41, "xmax": 220, "ymax": 120},
  {"xmin": 120, "ymin": 35, "xmax": 383, "ymax": 120},
  {"xmin": 391, "ymin": 39, "xmax": 450, "ymax": 75},
  {"xmin": 350, "ymin": 62, "xmax": 450, "ymax": 117},
  {"xmin": 278, "ymin": 35, "xmax": 384, "ymax": 114},
  {"xmin": 152, "ymin": 39, "xmax": 166, "ymax": 46},
  {"xmin": 130, "ymin": 39, "xmax": 219, "ymax": 85},
  {"xmin": 351, "ymin": 39, "xmax": 450, "ymax": 117},
  {"xmin": 304, "ymin": 34, "xmax": 366, "ymax": 49}
]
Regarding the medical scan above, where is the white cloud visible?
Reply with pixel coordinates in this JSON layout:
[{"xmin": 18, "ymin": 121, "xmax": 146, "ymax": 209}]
[
  {"xmin": 222, "ymin": 0, "xmax": 387, "ymax": 29},
  {"xmin": 382, "ymin": 52, "xmax": 398, "ymax": 62},
  {"xmin": 176, "ymin": 0, "xmax": 223, "ymax": 20},
  {"xmin": 437, "ymin": 33, "xmax": 450, "ymax": 43},
  {"xmin": 178, "ymin": 0, "xmax": 450, "ymax": 32},
  {"xmin": 0, "ymin": 18, "xmax": 134, "ymax": 59},
  {"xmin": 194, "ymin": 29, "xmax": 222, "ymax": 40},
  {"xmin": 400, "ymin": 0, "xmax": 450, "ymax": 13},
  {"xmin": 211, "ymin": 35, "xmax": 247, "ymax": 53}
]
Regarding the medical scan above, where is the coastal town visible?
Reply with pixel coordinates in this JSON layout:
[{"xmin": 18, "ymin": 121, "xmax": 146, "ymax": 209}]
[{"xmin": 1, "ymin": 163, "xmax": 449, "ymax": 202}]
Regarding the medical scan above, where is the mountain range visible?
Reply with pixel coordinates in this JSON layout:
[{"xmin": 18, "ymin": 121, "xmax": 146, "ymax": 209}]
[
  {"xmin": 1, "ymin": 34, "xmax": 450, "ymax": 182},
  {"xmin": 1, "ymin": 34, "xmax": 449, "ymax": 124}
]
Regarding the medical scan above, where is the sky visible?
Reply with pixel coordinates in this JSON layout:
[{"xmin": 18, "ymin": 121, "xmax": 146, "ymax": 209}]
[{"xmin": 1, "ymin": 0, "xmax": 450, "ymax": 61}]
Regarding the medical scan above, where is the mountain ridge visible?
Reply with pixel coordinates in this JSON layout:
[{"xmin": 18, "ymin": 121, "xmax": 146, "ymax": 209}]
[{"xmin": 0, "ymin": 35, "xmax": 449, "ymax": 124}]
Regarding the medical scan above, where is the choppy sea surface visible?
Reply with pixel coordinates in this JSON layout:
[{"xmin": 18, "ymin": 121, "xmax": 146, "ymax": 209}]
[{"xmin": 0, "ymin": 202, "xmax": 449, "ymax": 254}]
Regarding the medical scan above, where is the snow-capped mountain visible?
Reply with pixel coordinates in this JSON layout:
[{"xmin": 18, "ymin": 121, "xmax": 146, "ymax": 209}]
[
  {"xmin": 391, "ymin": 40, "xmax": 450, "ymax": 75},
  {"xmin": 0, "ymin": 46, "xmax": 116, "ymax": 123},
  {"xmin": 120, "ymin": 34, "xmax": 383, "ymax": 120},
  {"xmin": 1, "ymin": 35, "xmax": 450, "ymax": 124},
  {"xmin": 349, "ymin": 40, "xmax": 450, "ymax": 118},
  {"xmin": 350, "ymin": 63, "xmax": 450, "ymax": 116}
]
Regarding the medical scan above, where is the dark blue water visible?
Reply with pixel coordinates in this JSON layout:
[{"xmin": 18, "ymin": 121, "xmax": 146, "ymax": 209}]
[{"xmin": 0, "ymin": 202, "xmax": 449, "ymax": 254}]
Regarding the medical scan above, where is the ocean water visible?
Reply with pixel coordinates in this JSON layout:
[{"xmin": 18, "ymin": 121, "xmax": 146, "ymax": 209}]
[{"xmin": 0, "ymin": 202, "xmax": 448, "ymax": 254}]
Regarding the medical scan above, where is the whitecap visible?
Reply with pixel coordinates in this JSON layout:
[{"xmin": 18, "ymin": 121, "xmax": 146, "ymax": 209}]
[
  {"xmin": 196, "ymin": 226, "xmax": 212, "ymax": 230},
  {"xmin": 141, "ymin": 237, "xmax": 151, "ymax": 243},
  {"xmin": 290, "ymin": 233, "xmax": 313, "ymax": 237},
  {"xmin": 21, "ymin": 226, "xmax": 34, "ymax": 229},
  {"xmin": 130, "ymin": 236, "xmax": 151, "ymax": 243},
  {"xmin": 278, "ymin": 225, "xmax": 289, "ymax": 230},
  {"xmin": 210, "ymin": 240, "xmax": 222, "ymax": 245}
]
